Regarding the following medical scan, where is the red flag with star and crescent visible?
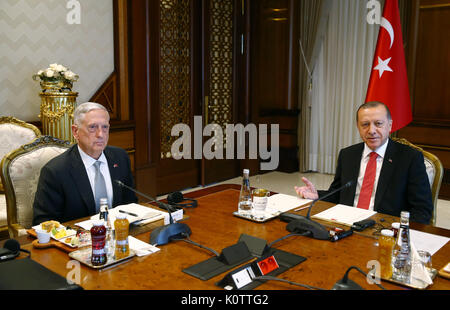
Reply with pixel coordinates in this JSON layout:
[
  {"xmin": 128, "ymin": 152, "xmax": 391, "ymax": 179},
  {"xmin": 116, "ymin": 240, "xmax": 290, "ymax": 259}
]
[{"xmin": 365, "ymin": 0, "xmax": 412, "ymax": 132}]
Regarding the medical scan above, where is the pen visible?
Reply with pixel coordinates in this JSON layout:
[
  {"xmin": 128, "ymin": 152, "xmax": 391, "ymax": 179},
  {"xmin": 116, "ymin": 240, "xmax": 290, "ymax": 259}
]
[
  {"xmin": 294, "ymin": 204, "xmax": 311, "ymax": 212},
  {"xmin": 119, "ymin": 210, "xmax": 138, "ymax": 217}
]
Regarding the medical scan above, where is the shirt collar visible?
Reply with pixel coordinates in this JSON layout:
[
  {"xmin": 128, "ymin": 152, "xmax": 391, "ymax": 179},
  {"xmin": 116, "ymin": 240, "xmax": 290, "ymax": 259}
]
[
  {"xmin": 77, "ymin": 145, "xmax": 107, "ymax": 169},
  {"xmin": 363, "ymin": 138, "xmax": 389, "ymax": 159}
]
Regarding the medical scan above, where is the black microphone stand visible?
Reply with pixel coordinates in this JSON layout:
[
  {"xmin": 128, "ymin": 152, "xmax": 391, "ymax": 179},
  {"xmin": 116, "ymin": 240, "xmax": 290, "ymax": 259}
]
[
  {"xmin": 115, "ymin": 180, "xmax": 192, "ymax": 245},
  {"xmin": 115, "ymin": 180, "xmax": 177, "ymax": 213},
  {"xmin": 332, "ymin": 266, "xmax": 386, "ymax": 290},
  {"xmin": 284, "ymin": 180, "xmax": 354, "ymax": 240}
]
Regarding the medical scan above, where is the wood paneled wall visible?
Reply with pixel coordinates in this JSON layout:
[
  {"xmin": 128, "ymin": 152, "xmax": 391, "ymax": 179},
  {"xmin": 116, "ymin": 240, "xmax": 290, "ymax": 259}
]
[
  {"xmin": 90, "ymin": 0, "xmax": 136, "ymax": 181},
  {"xmin": 248, "ymin": 0, "xmax": 300, "ymax": 173},
  {"xmin": 399, "ymin": 0, "xmax": 450, "ymax": 198}
]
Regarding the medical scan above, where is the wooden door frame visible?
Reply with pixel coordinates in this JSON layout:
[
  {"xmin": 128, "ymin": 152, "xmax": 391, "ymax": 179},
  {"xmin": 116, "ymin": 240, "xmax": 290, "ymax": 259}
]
[{"xmin": 200, "ymin": 0, "xmax": 244, "ymax": 186}]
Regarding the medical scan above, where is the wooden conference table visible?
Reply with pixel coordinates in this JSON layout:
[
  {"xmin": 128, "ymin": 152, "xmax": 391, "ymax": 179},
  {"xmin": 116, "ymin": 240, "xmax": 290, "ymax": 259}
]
[{"xmin": 19, "ymin": 184, "xmax": 450, "ymax": 290}]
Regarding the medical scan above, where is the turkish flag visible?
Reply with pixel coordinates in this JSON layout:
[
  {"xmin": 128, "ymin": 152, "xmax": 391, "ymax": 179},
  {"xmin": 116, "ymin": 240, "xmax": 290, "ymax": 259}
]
[{"xmin": 365, "ymin": 0, "xmax": 412, "ymax": 132}]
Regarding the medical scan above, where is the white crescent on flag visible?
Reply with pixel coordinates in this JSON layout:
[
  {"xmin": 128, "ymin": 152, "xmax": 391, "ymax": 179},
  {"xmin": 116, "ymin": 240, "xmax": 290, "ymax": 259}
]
[{"xmin": 380, "ymin": 17, "xmax": 394, "ymax": 49}]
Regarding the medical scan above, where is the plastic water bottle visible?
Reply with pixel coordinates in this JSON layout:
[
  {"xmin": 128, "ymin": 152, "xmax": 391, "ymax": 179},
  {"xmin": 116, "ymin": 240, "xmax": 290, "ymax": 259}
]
[
  {"xmin": 91, "ymin": 220, "xmax": 107, "ymax": 266},
  {"xmin": 114, "ymin": 213, "xmax": 130, "ymax": 259},
  {"xmin": 379, "ymin": 229, "xmax": 395, "ymax": 279},
  {"xmin": 238, "ymin": 169, "xmax": 252, "ymax": 217},
  {"xmin": 392, "ymin": 211, "xmax": 412, "ymax": 283},
  {"xmin": 99, "ymin": 198, "xmax": 114, "ymax": 259}
]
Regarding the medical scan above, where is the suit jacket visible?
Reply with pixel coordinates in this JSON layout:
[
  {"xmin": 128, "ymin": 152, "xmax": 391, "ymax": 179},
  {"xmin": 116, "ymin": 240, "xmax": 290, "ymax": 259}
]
[
  {"xmin": 318, "ymin": 139, "xmax": 433, "ymax": 224},
  {"xmin": 32, "ymin": 144, "xmax": 138, "ymax": 225}
]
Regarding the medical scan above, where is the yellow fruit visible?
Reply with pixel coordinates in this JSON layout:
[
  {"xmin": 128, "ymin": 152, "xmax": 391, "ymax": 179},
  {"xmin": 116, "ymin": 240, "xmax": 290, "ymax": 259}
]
[{"xmin": 54, "ymin": 229, "xmax": 67, "ymax": 239}]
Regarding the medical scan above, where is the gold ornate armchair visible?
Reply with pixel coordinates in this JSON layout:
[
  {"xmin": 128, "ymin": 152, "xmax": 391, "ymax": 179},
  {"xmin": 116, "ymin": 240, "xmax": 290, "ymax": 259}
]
[
  {"xmin": 392, "ymin": 137, "xmax": 444, "ymax": 226},
  {"xmin": 0, "ymin": 117, "xmax": 41, "ymax": 237},
  {"xmin": 0, "ymin": 136, "xmax": 70, "ymax": 237}
]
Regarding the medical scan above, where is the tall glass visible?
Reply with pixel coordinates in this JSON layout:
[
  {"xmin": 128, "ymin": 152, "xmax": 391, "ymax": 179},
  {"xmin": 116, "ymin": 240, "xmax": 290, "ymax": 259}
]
[
  {"xmin": 252, "ymin": 188, "xmax": 269, "ymax": 220},
  {"xmin": 378, "ymin": 229, "xmax": 395, "ymax": 279}
]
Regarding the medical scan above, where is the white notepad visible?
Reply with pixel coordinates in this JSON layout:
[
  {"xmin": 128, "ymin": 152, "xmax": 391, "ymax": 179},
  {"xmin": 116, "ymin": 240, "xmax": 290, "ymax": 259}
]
[
  {"xmin": 92, "ymin": 203, "xmax": 165, "ymax": 223},
  {"xmin": 312, "ymin": 204, "xmax": 376, "ymax": 226},
  {"xmin": 75, "ymin": 203, "xmax": 166, "ymax": 230}
]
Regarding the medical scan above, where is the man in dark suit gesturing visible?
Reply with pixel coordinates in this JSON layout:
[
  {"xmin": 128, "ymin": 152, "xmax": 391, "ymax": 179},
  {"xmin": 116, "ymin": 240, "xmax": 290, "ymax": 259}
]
[
  {"xmin": 295, "ymin": 101, "xmax": 433, "ymax": 224},
  {"xmin": 33, "ymin": 102, "xmax": 137, "ymax": 225}
]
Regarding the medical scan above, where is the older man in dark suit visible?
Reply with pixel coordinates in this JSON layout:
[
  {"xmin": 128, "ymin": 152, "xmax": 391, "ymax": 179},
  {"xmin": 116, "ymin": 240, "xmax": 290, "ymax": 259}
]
[
  {"xmin": 33, "ymin": 102, "xmax": 137, "ymax": 225},
  {"xmin": 295, "ymin": 101, "xmax": 433, "ymax": 224}
]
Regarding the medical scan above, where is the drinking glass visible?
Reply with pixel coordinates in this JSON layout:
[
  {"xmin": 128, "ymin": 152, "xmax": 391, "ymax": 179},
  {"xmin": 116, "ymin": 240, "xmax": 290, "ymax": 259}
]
[
  {"xmin": 252, "ymin": 188, "xmax": 269, "ymax": 220},
  {"xmin": 417, "ymin": 250, "xmax": 433, "ymax": 276},
  {"xmin": 36, "ymin": 229, "xmax": 51, "ymax": 244}
]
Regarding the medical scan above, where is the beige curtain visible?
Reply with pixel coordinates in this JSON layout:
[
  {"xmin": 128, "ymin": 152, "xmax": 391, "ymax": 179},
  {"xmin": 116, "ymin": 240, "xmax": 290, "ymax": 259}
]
[
  {"xmin": 298, "ymin": 0, "xmax": 331, "ymax": 172},
  {"xmin": 299, "ymin": 0, "xmax": 381, "ymax": 174}
]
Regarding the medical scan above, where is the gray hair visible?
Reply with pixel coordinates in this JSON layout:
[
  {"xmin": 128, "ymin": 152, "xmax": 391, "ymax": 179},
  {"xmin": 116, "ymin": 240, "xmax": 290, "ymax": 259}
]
[
  {"xmin": 73, "ymin": 102, "xmax": 109, "ymax": 125},
  {"xmin": 356, "ymin": 101, "xmax": 392, "ymax": 122}
]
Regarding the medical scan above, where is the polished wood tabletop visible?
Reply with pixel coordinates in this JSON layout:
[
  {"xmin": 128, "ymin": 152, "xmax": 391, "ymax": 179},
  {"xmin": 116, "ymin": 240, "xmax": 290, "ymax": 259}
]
[{"xmin": 18, "ymin": 184, "xmax": 450, "ymax": 290}]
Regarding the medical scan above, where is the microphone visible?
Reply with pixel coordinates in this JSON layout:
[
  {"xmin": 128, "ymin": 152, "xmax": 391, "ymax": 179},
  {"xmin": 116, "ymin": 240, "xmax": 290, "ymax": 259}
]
[
  {"xmin": 332, "ymin": 266, "xmax": 386, "ymax": 290},
  {"xmin": 284, "ymin": 180, "xmax": 354, "ymax": 240},
  {"xmin": 115, "ymin": 180, "xmax": 176, "ymax": 213},
  {"xmin": 332, "ymin": 266, "xmax": 365, "ymax": 290},
  {"xmin": 114, "ymin": 180, "xmax": 192, "ymax": 245},
  {"xmin": 306, "ymin": 180, "xmax": 354, "ymax": 219},
  {"xmin": 0, "ymin": 239, "xmax": 30, "ymax": 262}
]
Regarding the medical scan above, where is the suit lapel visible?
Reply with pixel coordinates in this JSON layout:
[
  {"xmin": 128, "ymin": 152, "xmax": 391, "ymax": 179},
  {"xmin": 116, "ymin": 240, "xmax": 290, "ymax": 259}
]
[
  {"xmin": 104, "ymin": 147, "xmax": 121, "ymax": 207},
  {"xmin": 69, "ymin": 146, "xmax": 96, "ymax": 215},
  {"xmin": 349, "ymin": 144, "xmax": 364, "ymax": 180},
  {"xmin": 374, "ymin": 139, "xmax": 396, "ymax": 211},
  {"xmin": 347, "ymin": 144, "xmax": 364, "ymax": 204}
]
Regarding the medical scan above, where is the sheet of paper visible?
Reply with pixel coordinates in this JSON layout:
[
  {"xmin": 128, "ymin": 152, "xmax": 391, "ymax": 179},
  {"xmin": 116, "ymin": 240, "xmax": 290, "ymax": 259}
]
[
  {"xmin": 410, "ymin": 229, "xmax": 449, "ymax": 256},
  {"xmin": 132, "ymin": 213, "xmax": 165, "ymax": 226},
  {"xmin": 128, "ymin": 236, "xmax": 160, "ymax": 257},
  {"xmin": 311, "ymin": 204, "xmax": 376, "ymax": 226},
  {"xmin": 76, "ymin": 210, "xmax": 166, "ymax": 231},
  {"xmin": 74, "ymin": 219, "xmax": 95, "ymax": 231},
  {"xmin": 265, "ymin": 193, "xmax": 311, "ymax": 216},
  {"xmin": 90, "ymin": 203, "xmax": 165, "ymax": 225},
  {"xmin": 163, "ymin": 209, "xmax": 183, "ymax": 225}
]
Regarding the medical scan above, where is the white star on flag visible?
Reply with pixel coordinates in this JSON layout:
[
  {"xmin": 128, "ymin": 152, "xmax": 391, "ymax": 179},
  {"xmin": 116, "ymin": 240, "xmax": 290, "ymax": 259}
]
[{"xmin": 374, "ymin": 57, "xmax": 393, "ymax": 78}]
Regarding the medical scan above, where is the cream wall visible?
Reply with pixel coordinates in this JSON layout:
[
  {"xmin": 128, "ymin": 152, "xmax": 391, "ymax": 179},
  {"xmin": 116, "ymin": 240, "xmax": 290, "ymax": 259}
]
[{"xmin": 0, "ymin": 0, "xmax": 114, "ymax": 121}]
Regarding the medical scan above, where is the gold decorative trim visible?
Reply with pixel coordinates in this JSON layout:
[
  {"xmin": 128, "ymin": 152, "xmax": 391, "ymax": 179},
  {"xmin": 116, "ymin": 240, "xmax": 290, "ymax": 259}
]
[
  {"xmin": 416, "ymin": 144, "xmax": 450, "ymax": 152},
  {"xmin": 208, "ymin": 0, "xmax": 234, "ymax": 148},
  {"xmin": 38, "ymin": 91, "xmax": 77, "ymax": 143},
  {"xmin": 0, "ymin": 116, "xmax": 41, "ymax": 137},
  {"xmin": 159, "ymin": 0, "xmax": 192, "ymax": 159},
  {"xmin": 420, "ymin": 3, "xmax": 450, "ymax": 9}
]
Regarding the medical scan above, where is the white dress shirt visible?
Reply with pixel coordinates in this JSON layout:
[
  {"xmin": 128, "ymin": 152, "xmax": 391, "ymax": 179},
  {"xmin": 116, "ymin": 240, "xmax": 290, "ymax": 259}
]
[
  {"xmin": 77, "ymin": 145, "xmax": 113, "ymax": 206},
  {"xmin": 353, "ymin": 139, "xmax": 389, "ymax": 211}
]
